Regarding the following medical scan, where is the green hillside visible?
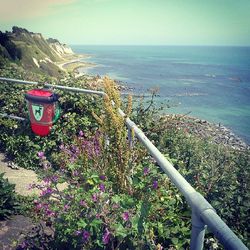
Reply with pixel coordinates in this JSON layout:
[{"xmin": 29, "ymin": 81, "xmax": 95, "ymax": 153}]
[{"xmin": 0, "ymin": 26, "xmax": 74, "ymax": 77}]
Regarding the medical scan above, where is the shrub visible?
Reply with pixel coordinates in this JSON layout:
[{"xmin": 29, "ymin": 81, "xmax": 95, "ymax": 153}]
[
  {"xmin": 155, "ymin": 123, "xmax": 250, "ymax": 246},
  {"xmin": 1, "ymin": 65, "xmax": 249, "ymax": 248},
  {"xmin": 27, "ymin": 78, "xmax": 191, "ymax": 249},
  {"xmin": 0, "ymin": 173, "xmax": 17, "ymax": 219},
  {"xmin": 0, "ymin": 64, "xmax": 102, "ymax": 170}
]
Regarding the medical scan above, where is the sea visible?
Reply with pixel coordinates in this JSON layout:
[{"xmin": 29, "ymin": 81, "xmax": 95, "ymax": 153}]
[{"xmin": 71, "ymin": 45, "xmax": 250, "ymax": 144}]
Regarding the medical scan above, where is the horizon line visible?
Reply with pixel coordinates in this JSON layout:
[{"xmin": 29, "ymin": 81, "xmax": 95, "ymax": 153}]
[{"xmin": 69, "ymin": 44, "xmax": 250, "ymax": 47}]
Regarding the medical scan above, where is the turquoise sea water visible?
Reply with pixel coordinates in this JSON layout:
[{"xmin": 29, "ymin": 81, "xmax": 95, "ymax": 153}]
[{"xmin": 72, "ymin": 45, "xmax": 250, "ymax": 143}]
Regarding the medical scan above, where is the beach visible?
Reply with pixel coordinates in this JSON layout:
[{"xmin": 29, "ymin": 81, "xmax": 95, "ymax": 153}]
[{"xmin": 56, "ymin": 54, "xmax": 96, "ymax": 75}]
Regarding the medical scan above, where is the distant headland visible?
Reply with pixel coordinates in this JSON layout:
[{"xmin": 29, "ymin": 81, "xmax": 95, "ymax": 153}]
[{"xmin": 0, "ymin": 26, "xmax": 92, "ymax": 77}]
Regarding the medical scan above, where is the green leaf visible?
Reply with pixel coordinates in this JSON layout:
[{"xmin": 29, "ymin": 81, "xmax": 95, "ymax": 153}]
[
  {"xmin": 114, "ymin": 223, "xmax": 127, "ymax": 238},
  {"xmin": 112, "ymin": 195, "xmax": 121, "ymax": 203},
  {"xmin": 172, "ymin": 237, "xmax": 178, "ymax": 245},
  {"xmin": 77, "ymin": 219, "xmax": 87, "ymax": 229},
  {"xmin": 90, "ymin": 219, "xmax": 102, "ymax": 228}
]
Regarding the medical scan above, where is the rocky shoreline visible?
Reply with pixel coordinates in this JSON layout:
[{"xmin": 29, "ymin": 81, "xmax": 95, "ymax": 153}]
[
  {"xmin": 163, "ymin": 114, "xmax": 249, "ymax": 151},
  {"xmin": 62, "ymin": 69, "xmax": 250, "ymax": 152}
]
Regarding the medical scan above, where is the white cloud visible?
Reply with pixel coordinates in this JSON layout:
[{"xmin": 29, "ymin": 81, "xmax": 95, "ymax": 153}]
[{"xmin": 0, "ymin": 0, "xmax": 75, "ymax": 21}]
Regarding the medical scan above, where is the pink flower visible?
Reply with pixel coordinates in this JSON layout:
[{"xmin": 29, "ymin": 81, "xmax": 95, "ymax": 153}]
[
  {"xmin": 79, "ymin": 130, "xmax": 84, "ymax": 137},
  {"xmin": 80, "ymin": 200, "xmax": 87, "ymax": 206},
  {"xmin": 72, "ymin": 170, "xmax": 79, "ymax": 177},
  {"xmin": 64, "ymin": 204, "xmax": 70, "ymax": 211},
  {"xmin": 92, "ymin": 193, "xmax": 98, "ymax": 202},
  {"xmin": 51, "ymin": 175, "xmax": 59, "ymax": 182},
  {"xmin": 20, "ymin": 240, "xmax": 27, "ymax": 249},
  {"xmin": 37, "ymin": 151, "xmax": 44, "ymax": 158},
  {"xmin": 82, "ymin": 230, "xmax": 90, "ymax": 241},
  {"xmin": 122, "ymin": 212, "xmax": 130, "ymax": 222},
  {"xmin": 75, "ymin": 230, "xmax": 81, "ymax": 236},
  {"xmin": 43, "ymin": 177, "xmax": 51, "ymax": 184},
  {"xmin": 143, "ymin": 167, "xmax": 150, "ymax": 176},
  {"xmin": 40, "ymin": 187, "xmax": 53, "ymax": 196},
  {"xmin": 102, "ymin": 228, "xmax": 111, "ymax": 245},
  {"xmin": 36, "ymin": 203, "xmax": 42, "ymax": 209},
  {"xmin": 46, "ymin": 209, "xmax": 55, "ymax": 217}
]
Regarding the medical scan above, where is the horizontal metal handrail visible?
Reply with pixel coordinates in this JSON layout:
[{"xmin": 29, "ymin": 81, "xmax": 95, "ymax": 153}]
[
  {"xmin": 0, "ymin": 77, "xmax": 105, "ymax": 96},
  {"xmin": 0, "ymin": 113, "xmax": 26, "ymax": 121},
  {"xmin": 0, "ymin": 77, "xmax": 248, "ymax": 249}
]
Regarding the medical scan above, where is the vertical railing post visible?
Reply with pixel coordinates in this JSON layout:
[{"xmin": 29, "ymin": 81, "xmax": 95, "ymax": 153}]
[{"xmin": 190, "ymin": 211, "xmax": 207, "ymax": 250}]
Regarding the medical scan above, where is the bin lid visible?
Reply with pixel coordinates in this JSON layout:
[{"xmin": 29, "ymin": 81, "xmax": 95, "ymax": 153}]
[
  {"xmin": 27, "ymin": 89, "xmax": 53, "ymax": 97},
  {"xmin": 25, "ymin": 89, "xmax": 59, "ymax": 103}
]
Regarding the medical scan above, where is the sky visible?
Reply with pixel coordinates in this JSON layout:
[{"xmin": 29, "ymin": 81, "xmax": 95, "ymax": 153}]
[{"xmin": 0, "ymin": 0, "xmax": 250, "ymax": 46}]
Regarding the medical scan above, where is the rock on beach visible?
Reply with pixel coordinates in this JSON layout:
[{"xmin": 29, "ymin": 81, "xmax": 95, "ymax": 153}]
[{"xmin": 162, "ymin": 114, "xmax": 249, "ymax": 151}]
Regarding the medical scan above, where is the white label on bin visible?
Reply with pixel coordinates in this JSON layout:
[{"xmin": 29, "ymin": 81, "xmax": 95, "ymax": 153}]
[{"xmin": 32, "ymin": 104, "xmax": 44, "ymax": 121}]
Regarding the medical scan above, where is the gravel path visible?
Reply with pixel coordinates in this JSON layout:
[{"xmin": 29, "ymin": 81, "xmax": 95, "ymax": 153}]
[{"xmin": 0, "ymin": 153, "xmax": 39, "ymax": 196}]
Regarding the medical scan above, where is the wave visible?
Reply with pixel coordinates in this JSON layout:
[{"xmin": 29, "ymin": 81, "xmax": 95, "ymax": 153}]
[{"xmin": 170, "ymin": 92, "xmax": 208, "ymax": 97}]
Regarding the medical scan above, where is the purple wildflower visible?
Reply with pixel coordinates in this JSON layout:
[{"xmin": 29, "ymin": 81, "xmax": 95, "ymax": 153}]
[
  {"xmin": 71, "ymin": 145, "xmax": 79, "ymax": 153},
  {"xmin": 100, "ymin": 175, "xmax": 106, "ymax": 181},
  {"xmin": 51, "ymin": 175, "xmax": 59, "ymax": 182},
  {"xmin": 94, "ymin": 139, "xmax": 101, "ymax": 156},
  {"xmin": 75, "ymin": 230, "xmax": 81, "ymax": 236},
  {"xmin": 43, "ymin": 203, "xmax": 49, "ymax": 209},
  {"xmin": 92, "ymin": 193, "xmax": 98, "ymax": 202},
  {"xmin": 102, "ymin": 228, "xmax": 111, "ymax": 245},
  {"xmin": 122, "ymin": 212, "xmax": 130, "ymax": 222},
  {"xmin": 21, "ymin": 240, "xmax": 27, "ymax": 249},
  {"xmin": 153, "ymin": 180, "xmax": 158, "ymax": 189},
  {"xmin": 80, "ymin": 200, "xmax": 87, "ymax": 206},
  {"xmin": 72, "ymin": 170, "xmax": 79, "ymax": 177},
  {"xmin": 69, "ymin": 156, "xmax": 77, "ymax": 163},
  {"xmin": 36, "ymin": 203, "xmax": 42, "ymax": 209},
  {"xmin": 82, "ymin": 230, "xmax": 90, "ymax": 241},
  {"xmin": 37, "ymin": 151, "xmax": 44, "ymax": 158},
  {"xmin": 143, "ymin": 167, "xmax": 150, "ymax": 176},
  {"xmin": 43, "ymin": 177, "xmax": 51, "ymax": 184},
  {"xmin": 40, "ymin": 187, "xmax": 53, "ymax": 196},
  {"xmin": 64, "ymin": 204, "xmax": 70, "ymax": 211},
  {"xmin": 79, "ymin": 130, "xmax": 84, "ymax": 137},
  {"xmin": 99, "ymin": 183, "xmax": 105, "ymax": 192},
  {"xmin": 46, "ymin": 209, "xmax": 55, "ymax": 217}
]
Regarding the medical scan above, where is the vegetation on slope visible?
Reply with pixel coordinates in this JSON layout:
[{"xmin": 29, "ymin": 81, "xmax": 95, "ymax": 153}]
[
  {"xmin": 0, "ymin": 27, "xmax": 249, "ymax": 247},
  {"xmin": 0, "ymin": 26, "xmax": 76, "ymax": 77},
  {"xmin": 0, "ymin": 62, "xmax": 249, "ymax": 248}
]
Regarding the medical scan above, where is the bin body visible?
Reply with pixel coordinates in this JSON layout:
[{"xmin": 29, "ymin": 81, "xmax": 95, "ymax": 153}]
[{"xmin": 25, "ymin": 89, "xmax": 59, "ymax": 136}]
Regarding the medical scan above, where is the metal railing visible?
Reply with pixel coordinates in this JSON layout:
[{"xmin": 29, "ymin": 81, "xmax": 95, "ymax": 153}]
[{"xmin": 0, "ymin": 77, "xmax": 248, "ymax": 250}]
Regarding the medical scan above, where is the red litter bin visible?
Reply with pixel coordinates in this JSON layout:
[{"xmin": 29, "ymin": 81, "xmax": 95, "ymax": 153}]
[{"xmin": 25, "ymin": 89, "xmax": 60, "ymax": 136}]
